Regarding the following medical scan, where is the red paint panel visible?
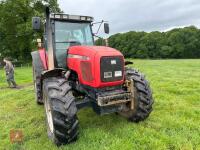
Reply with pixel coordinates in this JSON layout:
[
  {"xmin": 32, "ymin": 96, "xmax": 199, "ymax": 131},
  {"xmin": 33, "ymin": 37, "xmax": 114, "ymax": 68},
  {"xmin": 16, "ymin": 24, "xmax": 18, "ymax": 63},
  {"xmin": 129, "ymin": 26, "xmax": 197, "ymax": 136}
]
[{"xmin": 67, "ymin": 46, "xmax": 124, "ymax": 88}]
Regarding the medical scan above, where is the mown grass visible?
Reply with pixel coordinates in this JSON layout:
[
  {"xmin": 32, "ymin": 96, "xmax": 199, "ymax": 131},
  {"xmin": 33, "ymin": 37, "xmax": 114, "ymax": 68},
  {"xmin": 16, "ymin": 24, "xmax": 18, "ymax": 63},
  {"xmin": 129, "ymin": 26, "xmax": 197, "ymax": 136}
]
[{"xmin": 0, "ymin": 60, "xmax": 200, "ymax": 150}]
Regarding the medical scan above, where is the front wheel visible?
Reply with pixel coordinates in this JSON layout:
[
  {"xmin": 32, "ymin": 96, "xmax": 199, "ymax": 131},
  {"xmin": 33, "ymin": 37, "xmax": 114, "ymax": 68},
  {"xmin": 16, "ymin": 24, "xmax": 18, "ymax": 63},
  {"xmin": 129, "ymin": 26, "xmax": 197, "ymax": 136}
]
[
  {"xmin": 119, "ymin": 68, "xmax": 154, "ymax": 122},
  {"xmin": 43, "ymin": 77, "xmax": 79, "ymax": 146}
]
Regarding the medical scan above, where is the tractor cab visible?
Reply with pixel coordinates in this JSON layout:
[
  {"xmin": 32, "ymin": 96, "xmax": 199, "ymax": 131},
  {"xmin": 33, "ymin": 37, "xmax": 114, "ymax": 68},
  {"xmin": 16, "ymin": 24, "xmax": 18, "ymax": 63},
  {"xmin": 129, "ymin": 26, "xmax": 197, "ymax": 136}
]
[
  {"xmin": 32, "ymin": 8, "xmax": 109, "ymax": 69},
  {"xmin": 47, "ymin": 14, "xmax": 95, "ymax": 68}
]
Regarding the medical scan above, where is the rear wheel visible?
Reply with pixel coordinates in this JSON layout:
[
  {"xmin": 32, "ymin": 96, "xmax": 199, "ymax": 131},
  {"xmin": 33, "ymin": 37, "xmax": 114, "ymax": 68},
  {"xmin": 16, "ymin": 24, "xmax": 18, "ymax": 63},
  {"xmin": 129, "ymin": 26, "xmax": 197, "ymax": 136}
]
[
  {"xmin": 32, "ymin": 66, "xmax": 43, "ymax": 104},
  {"xmin": 43, "ymin": 77, "xmax": 79, "ymax": 146},
  {"xmin": 119, "ymin": 68, "xmax": 153, "ymax": 122}
]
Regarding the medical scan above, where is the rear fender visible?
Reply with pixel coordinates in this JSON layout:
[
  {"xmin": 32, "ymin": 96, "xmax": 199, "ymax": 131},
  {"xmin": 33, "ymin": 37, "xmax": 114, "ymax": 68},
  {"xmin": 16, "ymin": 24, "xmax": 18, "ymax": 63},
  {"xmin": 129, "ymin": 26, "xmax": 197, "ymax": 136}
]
[
  {"xmin": 31, "ymin": 50, "xmax": 46, "ymax": 79},
  {"xmin": 31, "ymin": 49, "xmax": 48, "ymax": 81},
  {"xmin": 31, "ymin": 50, "xmax": 47, "ymax": 103}
]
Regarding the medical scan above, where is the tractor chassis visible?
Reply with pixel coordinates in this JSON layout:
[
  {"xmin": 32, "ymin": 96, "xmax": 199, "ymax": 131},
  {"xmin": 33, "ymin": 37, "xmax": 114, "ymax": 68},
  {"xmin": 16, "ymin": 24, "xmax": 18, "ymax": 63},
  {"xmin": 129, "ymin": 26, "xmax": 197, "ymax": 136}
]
[{"xmin": 74, "ymin": 83, "xmax": 133, "ymax": 115}]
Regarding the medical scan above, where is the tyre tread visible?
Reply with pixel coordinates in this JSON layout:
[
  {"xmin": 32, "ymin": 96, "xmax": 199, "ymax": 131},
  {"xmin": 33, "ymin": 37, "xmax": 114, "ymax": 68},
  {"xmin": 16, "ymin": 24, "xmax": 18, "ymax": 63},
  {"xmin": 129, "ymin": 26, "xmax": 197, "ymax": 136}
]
[{"xmin": 43, "ymin": 77, "xmax": 79, "ymax": 146}]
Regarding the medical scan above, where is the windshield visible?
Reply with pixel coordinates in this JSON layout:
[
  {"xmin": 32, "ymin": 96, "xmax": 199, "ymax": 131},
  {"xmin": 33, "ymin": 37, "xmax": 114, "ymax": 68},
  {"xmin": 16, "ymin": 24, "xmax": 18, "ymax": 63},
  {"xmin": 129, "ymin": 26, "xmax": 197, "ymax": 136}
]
[
  {"xmin": 54, "ymin": 21, "xmax": 94, "ymax": 68},
  {"xmin": 55, "ymin": 21, "xmax": 94, "ymax": 49}
]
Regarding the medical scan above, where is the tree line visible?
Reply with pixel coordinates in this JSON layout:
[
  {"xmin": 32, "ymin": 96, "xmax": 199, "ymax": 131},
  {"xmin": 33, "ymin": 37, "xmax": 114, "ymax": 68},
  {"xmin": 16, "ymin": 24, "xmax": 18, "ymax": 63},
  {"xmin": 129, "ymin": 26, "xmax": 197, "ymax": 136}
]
[
  {"xmin": 96, "ymin": 26, "xmax": 200, "ymax": 58},
  {"xmin": 1, "ymin": 0, "xmax": 199, "ymax": 61},
  {"xmin": 0, "ymin": 0, "xmax": 60, "ymax": 62}
]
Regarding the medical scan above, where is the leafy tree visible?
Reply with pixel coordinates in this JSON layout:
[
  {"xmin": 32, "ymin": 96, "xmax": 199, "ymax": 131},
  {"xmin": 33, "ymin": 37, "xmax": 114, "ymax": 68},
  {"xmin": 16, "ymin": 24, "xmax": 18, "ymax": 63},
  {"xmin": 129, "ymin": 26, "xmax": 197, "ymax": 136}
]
[
  {"xmin": 96, "ymin": 26, "xmax": 200, "ymax": 59},
  {"xmin": 95, "ymin": 38, "xmax": 106, "ymax": 46},
  {"xmin": 0, "ymin": 0, "xmax": 61, "ymax": 62}
]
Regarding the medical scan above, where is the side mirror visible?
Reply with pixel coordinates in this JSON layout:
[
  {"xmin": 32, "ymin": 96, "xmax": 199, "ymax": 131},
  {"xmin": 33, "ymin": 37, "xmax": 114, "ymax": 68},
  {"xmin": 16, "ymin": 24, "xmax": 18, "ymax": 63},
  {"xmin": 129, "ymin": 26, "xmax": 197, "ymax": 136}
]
[
  {"xmin": 32, "ymin": 17, "xmax": 41, "ymax": 30},
  {"xmin": 104, "ymin": 23, "xmax": 110, "ymax": 34}
]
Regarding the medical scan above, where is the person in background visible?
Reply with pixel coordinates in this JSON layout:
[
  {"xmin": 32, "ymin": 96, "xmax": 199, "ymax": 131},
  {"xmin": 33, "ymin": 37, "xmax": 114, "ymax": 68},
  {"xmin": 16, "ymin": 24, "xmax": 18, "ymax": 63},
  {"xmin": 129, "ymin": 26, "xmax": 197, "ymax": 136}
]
[{"xmin": 3, "ymin": 58, "xmax": 17, "ymax": 88}]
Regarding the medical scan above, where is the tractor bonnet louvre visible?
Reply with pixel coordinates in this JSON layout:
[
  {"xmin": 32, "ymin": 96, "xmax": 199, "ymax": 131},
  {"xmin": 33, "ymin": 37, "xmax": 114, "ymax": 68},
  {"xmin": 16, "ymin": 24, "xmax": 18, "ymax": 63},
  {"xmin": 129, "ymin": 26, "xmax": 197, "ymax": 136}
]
[{"xmin": 80, "ymin": 61, "xmax": 94, "ymax": 82}]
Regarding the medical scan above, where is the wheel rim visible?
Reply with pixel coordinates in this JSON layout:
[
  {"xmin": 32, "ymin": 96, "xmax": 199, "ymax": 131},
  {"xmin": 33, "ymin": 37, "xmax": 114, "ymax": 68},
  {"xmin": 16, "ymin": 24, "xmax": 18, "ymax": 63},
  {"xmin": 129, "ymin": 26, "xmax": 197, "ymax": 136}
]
[{"xmin": 45, "ymin": 97, "xmax": 54, "ymax": 133}]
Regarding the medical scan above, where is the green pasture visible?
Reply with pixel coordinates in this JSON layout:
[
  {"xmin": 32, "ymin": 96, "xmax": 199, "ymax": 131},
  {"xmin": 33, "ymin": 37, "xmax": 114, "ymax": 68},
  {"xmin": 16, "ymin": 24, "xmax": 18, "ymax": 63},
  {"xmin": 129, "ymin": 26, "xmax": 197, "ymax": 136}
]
[{"xmin": 0, "ymin": 60, "xmax": 200, "ymax": 150}]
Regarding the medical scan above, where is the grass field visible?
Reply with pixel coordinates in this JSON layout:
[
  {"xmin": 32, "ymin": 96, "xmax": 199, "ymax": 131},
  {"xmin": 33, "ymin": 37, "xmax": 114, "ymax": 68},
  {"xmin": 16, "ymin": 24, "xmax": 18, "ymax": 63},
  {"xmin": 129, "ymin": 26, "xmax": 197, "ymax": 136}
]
[{"xmin": 0, "ymin": 59, "xmax": 200, "ymax": 150}]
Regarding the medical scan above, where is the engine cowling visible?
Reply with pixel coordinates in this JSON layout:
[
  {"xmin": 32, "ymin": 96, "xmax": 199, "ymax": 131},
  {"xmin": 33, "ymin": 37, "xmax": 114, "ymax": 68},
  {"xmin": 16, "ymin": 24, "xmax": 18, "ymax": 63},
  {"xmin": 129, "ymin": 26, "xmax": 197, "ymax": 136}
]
[{"xmin": 67, "ymin": 46, "xmax": 125, "ymax": 88}]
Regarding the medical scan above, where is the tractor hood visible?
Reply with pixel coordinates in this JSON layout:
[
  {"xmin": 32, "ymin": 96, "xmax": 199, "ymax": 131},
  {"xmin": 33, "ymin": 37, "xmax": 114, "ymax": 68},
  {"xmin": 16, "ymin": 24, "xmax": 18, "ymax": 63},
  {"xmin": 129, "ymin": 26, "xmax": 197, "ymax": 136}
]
[
  {"xmin": 68, "ymin": 46, "xmax": 123, "ymax": 58},
  {"xmin": 67, "ymin": 46, "xmax": 124, "ymax": 88}
]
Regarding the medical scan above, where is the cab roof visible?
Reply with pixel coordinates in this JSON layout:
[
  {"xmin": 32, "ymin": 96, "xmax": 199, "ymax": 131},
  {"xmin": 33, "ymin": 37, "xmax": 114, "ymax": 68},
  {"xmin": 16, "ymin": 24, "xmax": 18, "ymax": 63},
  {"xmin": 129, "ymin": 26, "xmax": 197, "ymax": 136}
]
[{"xmin": 50, "ymin": 13, "xmax": 94, "ymax": 22}]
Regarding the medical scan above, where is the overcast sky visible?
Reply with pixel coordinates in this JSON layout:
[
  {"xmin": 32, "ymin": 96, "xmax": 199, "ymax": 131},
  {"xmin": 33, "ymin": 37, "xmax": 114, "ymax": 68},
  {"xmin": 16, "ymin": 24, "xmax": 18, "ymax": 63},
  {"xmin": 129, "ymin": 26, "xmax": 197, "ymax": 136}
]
[{"xmin": 58, "ymin": 0, "xmax": 200, "ymax": 35}]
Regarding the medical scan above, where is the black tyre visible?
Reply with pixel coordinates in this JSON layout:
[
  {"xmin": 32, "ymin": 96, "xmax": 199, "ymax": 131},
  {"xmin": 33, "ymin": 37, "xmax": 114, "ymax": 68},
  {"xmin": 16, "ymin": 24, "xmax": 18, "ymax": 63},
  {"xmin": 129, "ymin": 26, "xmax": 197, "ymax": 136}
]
[
  {"xmin": 43, "ymin": 77, "xmax": 79, "ymax": 146},
  {"xmin": 32, "ymin": 66, "xmax": 43, "ymax": 104},
  {"xmin": 119, "ymin": 68, "xmax": 153, "ymax": 122}
]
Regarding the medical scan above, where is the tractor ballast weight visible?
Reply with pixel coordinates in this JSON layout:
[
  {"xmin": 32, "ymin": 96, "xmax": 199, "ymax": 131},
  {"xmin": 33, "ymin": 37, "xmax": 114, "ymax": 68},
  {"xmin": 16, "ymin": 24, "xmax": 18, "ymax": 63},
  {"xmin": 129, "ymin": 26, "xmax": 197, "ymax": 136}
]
[{"xmin": 31, "ymin": 7, "xmax": 153, "ymax": 146}]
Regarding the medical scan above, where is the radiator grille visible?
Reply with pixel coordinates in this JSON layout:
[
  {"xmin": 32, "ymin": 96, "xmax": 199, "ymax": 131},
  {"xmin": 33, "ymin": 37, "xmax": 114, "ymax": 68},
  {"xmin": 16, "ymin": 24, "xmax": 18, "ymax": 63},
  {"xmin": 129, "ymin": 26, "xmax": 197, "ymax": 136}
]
[{"xmin": 100, "ymin": 56, "xmax": 123, "ymax": 82}]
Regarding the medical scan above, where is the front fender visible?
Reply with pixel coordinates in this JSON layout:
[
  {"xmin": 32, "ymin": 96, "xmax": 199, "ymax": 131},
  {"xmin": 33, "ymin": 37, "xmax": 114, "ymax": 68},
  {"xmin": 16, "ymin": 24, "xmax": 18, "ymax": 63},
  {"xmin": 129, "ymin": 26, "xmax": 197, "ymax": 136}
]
[{"xmin": 41, "ymin": 68, "xmax": 66, "ymax": 79}]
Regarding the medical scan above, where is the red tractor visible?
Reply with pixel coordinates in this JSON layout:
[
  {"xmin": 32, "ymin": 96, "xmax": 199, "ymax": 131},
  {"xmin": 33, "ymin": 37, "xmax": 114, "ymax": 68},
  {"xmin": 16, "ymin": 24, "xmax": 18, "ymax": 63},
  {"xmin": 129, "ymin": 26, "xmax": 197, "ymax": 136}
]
[{"xmin": 32, "ymin": 7, "xmax": 153, "ymax": 146}]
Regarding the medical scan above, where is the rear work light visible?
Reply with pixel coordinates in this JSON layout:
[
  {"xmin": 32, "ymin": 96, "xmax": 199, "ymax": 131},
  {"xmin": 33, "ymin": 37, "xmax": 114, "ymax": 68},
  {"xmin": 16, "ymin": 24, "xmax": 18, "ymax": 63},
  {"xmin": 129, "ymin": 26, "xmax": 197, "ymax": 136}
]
[
  {"xmin": 54, "ymin": 14, "xmax": 61, "ymax": 19},
  {"xmin": 80, "ymin": 16, "xmax": 86, "ymax": 20}
]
